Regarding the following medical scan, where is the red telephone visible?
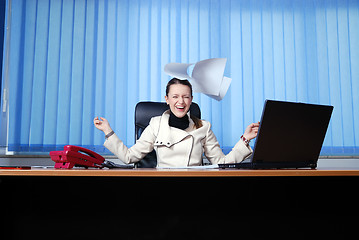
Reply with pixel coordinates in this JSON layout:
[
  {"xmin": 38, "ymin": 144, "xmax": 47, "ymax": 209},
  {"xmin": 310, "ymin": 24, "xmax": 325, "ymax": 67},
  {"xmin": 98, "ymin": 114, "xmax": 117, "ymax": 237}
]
[{"xmin": 50, "ymin": 145, "xmax": 105, "ymax": 169}]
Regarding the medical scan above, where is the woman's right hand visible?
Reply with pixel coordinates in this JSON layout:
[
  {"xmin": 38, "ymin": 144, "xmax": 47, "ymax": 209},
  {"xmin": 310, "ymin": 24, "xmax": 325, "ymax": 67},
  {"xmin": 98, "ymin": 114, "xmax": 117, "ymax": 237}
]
[{"xmin": 94, "ymin": 117, "xmax": 113, "ymax": 135}]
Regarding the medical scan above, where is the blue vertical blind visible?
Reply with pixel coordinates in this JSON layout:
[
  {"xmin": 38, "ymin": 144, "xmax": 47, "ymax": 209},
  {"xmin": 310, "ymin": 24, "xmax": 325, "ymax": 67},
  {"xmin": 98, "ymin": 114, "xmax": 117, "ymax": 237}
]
[{"xmin": 1, "ymin": 0, "xmax": 358, "ymax": 155}]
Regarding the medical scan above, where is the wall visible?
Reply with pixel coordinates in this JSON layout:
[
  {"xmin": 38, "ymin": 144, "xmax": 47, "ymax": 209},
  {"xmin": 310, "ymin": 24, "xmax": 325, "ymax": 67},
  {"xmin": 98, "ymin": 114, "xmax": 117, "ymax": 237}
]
[{"xmin": 0, "ymin": 0, "xmax": 358, "ymax": 156}]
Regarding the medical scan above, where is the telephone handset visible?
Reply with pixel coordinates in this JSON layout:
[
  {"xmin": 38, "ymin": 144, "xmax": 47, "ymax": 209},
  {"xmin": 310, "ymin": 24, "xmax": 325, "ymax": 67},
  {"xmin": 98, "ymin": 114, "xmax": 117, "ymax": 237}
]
[{"xmin": 50, "ymin": 145, "xmax": 105, "ymax": 169}]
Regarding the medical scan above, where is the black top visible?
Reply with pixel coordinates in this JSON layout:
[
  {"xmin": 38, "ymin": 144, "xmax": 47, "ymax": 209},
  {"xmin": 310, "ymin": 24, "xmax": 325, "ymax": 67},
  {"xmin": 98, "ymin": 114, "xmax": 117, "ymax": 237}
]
[{"xmin": 169, "ymin": 110, "xmax": 189, "ymax": 130}]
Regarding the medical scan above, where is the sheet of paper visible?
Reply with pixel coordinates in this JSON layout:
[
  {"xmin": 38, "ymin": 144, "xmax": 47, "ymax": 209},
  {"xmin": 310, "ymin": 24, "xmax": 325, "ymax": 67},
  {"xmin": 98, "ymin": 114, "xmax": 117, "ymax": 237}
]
[
  {"xmin": 157, "ymin": 164, "xmax": 219, "ymax": 169},
  {"xmin": 164, "ymin": 62, "xmax": 193, "ymax": 80},
  {"xmin": 164, "ymin": 58, "xmax": 231, "ymax": 101}
]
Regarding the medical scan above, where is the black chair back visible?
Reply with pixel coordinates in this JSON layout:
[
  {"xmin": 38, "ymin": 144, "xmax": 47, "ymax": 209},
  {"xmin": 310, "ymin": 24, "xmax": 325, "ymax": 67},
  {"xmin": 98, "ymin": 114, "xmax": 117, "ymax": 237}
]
[{"xmin": 134, "ymin": 101, "xmax": 201, "ymax": 168}]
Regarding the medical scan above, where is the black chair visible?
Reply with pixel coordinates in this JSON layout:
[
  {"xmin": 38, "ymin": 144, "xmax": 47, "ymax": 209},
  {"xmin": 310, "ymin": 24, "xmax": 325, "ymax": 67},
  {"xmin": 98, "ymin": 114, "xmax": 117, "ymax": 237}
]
[{"xmin": 134, "ymin": 101, "xmax": 201, "ymax": 168}]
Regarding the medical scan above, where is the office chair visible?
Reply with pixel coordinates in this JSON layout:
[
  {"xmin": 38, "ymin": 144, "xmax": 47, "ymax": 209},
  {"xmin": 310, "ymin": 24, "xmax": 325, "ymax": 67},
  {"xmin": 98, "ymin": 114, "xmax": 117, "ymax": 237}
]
[{"xmin": 134, "ymin": 101, "xmax": 201, "ymax": 168}]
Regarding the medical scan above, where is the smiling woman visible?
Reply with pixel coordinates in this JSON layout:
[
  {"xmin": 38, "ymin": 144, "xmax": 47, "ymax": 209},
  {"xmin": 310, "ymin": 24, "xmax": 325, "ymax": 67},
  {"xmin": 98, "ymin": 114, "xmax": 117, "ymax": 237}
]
[
  {"xmin": 165, "ymin": 78, "xmax": 193, "ymax": 118},
  {"xmin": 94, "ymin": 78, "xmax": 259, "ymax": 168},
  {"xmin": 164, "ymin": 78, "xmax": 202, "ymax": 129}
]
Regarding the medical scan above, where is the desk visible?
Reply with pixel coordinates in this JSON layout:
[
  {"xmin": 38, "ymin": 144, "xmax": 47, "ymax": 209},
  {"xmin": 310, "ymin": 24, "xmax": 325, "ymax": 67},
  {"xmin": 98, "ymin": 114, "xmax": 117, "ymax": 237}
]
[
  {"xmin": 1, "ymin": 167, "xmax": 359, "ymax": 177},
  {"xmin": 1, "ymin": 168, "xmax": 358, "ymax": 239}
]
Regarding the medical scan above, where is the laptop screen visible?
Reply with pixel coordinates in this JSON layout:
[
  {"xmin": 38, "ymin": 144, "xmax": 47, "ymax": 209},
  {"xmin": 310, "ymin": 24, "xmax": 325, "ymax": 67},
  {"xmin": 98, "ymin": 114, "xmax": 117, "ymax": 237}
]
[{"xmin": 251, "ymin": 100, "xmax": 333, "ymax": 164}]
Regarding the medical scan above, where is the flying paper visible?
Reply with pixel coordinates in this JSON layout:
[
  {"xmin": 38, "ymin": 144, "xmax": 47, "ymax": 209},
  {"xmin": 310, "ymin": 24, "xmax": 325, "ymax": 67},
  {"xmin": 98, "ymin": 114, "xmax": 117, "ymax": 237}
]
[{"xmin": 164, "ymin": 58, "xmax": 232, "ymax": 101}]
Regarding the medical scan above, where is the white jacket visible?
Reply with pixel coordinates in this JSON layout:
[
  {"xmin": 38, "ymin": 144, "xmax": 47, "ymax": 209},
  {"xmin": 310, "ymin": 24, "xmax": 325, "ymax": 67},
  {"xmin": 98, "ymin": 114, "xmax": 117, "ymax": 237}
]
[{"xmin": 104, "ymin": 110, "xmax": 252, "ymax": 168}]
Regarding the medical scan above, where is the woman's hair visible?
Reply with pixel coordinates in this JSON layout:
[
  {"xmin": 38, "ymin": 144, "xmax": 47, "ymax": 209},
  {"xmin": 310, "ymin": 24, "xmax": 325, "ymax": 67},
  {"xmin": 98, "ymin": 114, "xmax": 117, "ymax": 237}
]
[{"xmin": 166, "ymin": 78, "xmax": 203, "ymax": 129}]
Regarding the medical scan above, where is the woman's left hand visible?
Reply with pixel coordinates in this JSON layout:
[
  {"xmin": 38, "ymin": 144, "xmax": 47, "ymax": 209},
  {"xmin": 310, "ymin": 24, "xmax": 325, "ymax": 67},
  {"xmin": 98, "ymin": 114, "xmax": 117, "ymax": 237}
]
[{"xmin": 243, "ymin": 122, "xmax": 260, "ymax": 141}]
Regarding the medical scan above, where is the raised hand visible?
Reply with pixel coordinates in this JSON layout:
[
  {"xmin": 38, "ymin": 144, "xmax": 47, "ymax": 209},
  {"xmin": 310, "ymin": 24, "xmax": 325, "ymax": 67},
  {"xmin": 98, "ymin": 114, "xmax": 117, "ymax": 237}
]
[
  {"xmin": 93, "ymin": 117, "xmax": 113, "ymax": 135},
  {"xmin": 243, "ymin": 122, "xmax": 260, "ymax": 141}
]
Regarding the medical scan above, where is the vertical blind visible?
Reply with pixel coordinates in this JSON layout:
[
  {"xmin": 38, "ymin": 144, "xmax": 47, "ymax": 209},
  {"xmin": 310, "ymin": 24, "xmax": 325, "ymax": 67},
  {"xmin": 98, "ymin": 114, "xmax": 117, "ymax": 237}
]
[{"xmin": 1, "ymin": 0, "xmax": 358, "ymax": 155}]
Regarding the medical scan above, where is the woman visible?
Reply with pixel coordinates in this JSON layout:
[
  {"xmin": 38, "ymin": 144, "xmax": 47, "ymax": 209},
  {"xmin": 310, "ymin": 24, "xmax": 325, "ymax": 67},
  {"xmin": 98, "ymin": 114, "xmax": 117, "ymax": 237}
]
[{"xmin": 94, "ymin": 78, "xmax": 259, "ymax": 167}]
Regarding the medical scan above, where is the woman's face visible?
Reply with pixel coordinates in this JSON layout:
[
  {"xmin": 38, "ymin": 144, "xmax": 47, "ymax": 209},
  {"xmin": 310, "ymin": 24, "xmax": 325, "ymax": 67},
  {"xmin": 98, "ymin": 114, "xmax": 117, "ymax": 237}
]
[{"xmin": 165, "ymin": 84, "xmax": 193, "ymax": 118}]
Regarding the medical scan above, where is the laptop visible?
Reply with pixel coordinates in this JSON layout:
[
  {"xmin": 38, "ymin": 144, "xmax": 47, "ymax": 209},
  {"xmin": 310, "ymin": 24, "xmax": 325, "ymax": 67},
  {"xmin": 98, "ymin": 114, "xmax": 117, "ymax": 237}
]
[{"xmin": 218, "ymin": 100, "xmax": 333, "ymax": 169}]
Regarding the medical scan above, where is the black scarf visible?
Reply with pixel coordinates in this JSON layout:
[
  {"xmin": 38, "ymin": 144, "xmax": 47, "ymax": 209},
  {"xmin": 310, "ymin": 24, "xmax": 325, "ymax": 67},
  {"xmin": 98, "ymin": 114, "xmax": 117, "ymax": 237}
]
[{"xmin": 169, "ymin": 110, "xmax": 190, "ymax": 130}]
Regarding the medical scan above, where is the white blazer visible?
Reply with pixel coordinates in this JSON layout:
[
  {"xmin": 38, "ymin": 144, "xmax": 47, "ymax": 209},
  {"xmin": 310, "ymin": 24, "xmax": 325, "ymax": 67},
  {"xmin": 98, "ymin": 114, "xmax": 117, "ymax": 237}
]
[{"xmin": 104, "ymin": 110, "xmax": 252, "ymax": 168}]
